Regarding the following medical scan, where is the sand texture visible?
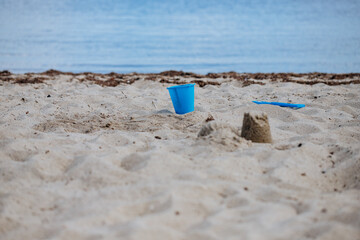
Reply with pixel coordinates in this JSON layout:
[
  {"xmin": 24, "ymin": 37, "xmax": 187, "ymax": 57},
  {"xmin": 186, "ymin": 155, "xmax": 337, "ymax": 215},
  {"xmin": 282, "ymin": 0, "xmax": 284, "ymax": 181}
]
[{"xmin": 0, "ymin": 71, "xmax": 360, "ymax": 240}]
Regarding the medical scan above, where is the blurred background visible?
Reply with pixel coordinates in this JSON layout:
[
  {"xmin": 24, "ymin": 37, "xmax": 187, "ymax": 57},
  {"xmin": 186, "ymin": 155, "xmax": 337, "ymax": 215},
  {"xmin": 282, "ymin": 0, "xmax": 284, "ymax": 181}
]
[{"xmin": 0, "ymin": 0, "xmax": 359, "ymax": 74}]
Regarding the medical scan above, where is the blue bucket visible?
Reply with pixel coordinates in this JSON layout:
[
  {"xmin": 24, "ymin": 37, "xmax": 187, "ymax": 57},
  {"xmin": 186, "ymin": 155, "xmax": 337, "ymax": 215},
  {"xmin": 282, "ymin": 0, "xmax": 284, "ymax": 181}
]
[{"xmin": 167, "ymin": 83, "xmax": 195, "ymax": 114}]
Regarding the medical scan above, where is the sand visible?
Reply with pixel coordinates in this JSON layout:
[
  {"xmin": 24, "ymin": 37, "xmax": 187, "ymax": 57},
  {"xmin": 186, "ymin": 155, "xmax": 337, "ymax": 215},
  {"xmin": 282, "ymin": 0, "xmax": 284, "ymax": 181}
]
[{"xmin": 0, "ymin": 71, "xmax": 359, "ymax": 240}]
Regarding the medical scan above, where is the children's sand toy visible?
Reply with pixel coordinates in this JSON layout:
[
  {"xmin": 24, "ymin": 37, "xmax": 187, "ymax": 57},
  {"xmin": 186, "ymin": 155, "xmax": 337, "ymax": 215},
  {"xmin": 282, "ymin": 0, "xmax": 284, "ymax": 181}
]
[
  {"xmin": 252, "ymin": 101, "xmax": 305, "ymax": 109},
  {"xmin": 167, "ymin": 83, "xmax": 195, "ymax": 114},
  {"xmin": 241, "ymin": 112, "xmax": 272, "ymax": 143}
]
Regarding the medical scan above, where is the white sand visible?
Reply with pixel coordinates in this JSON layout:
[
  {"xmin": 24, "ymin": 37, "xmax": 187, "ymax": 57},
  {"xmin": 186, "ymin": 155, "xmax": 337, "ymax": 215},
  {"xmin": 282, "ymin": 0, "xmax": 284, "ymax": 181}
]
[{"xmin": 0, "ymin": 74, "xmax": 359, "ymax": 240}]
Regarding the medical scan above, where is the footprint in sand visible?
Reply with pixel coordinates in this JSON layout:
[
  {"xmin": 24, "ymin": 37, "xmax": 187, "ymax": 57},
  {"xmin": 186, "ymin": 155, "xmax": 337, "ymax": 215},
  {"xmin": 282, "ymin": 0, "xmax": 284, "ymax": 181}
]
[
  {"xmin": 121, "ymin": 153, "xmax": 149, "ymax": 171},
  {"xmin": 277, "ymin": 123, "xmax": 320, "ymax": 135},
  {"xmin": 8, "ymin": 149, "xmax": 35, "ymax": 162}
]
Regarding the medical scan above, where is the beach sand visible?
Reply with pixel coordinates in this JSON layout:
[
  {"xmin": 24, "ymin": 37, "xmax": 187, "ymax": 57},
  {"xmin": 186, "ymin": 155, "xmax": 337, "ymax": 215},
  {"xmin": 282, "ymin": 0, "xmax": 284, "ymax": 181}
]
[{"xmin": 1, "ymin": 71, "xmax": 359, "ymax": 240}]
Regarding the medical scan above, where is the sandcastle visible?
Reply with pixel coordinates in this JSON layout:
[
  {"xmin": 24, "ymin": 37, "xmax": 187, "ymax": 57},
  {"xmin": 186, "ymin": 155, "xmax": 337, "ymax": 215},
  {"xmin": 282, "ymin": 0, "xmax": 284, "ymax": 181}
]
[
  {"xmin": 198, "ymin": 112, "xmax": 272, "ymax": 146},
  {"xmin": 240, "ymin": 112, "xmax": 272, "ymax": 143}
]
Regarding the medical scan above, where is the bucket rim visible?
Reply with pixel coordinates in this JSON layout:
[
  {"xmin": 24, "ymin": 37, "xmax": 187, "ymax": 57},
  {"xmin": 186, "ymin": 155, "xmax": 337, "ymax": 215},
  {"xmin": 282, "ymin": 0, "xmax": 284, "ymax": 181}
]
[{"xmin": 167, "ymin": 83, "xmax": 195, "ymax": 90}]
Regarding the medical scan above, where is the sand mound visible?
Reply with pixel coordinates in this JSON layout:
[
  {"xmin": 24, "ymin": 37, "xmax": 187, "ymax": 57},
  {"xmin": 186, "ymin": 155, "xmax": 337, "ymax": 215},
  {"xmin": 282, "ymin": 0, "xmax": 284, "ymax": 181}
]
[{"xmin": 197, "ymin": 121, "xmax": 251, "ymax": 151}]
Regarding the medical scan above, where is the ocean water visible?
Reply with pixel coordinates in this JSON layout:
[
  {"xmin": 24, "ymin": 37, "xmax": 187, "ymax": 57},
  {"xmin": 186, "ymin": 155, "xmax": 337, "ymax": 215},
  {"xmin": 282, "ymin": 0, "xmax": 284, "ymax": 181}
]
[{"xmin": 0, "ymin": 0, "xmax": 359, "ymax": 74}]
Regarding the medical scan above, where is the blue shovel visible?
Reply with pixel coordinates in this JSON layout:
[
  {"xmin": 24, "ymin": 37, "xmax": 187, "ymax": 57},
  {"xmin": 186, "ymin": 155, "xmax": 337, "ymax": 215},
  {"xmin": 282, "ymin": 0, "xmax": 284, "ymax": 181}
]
[{"xmin": 252, "ymin": 101, "xmax": 305, "ymax": 109}]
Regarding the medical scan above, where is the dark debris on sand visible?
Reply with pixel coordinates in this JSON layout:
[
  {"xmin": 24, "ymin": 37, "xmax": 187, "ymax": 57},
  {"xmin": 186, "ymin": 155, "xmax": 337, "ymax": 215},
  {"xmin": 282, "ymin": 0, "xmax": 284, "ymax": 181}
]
[{"xmin": 1, "ymin": 70, "xmax": 359, "ymax": 87}]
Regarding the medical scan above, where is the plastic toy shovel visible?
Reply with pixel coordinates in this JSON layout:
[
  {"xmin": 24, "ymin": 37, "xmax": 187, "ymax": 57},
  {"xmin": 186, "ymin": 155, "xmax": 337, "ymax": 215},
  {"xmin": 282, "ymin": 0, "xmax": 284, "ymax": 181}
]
[{"xmin": 253, "ymin": 101, "xmax": 305, "ymax": 109}]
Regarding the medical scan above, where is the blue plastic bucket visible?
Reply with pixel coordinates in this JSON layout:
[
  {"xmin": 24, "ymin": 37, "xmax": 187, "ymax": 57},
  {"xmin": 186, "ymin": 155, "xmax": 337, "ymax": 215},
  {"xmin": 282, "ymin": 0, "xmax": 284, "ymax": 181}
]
[{"xmin": 167, "ymin": 83, "xmax": 195, "ymax": 114}]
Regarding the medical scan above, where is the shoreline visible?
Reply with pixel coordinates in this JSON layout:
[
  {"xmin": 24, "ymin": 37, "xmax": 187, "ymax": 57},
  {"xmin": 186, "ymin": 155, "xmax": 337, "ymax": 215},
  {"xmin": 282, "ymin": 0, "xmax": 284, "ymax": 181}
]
[{"xmin": 1, "ymin": 69, "xmax": 360, "ymax": 87}]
